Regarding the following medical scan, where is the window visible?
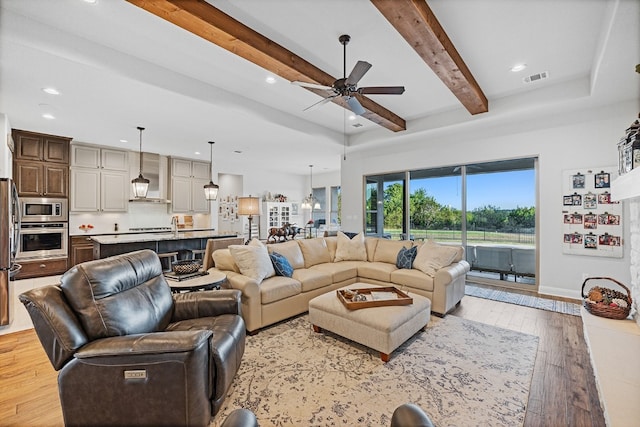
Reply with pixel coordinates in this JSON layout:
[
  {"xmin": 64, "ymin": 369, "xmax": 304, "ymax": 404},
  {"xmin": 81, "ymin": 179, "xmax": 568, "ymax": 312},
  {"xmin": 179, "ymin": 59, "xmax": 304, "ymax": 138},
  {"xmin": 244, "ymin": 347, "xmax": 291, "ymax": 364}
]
[
  {"xmin": 330, "ymin": 186, "xmax": 341, "ymax": 225},
  {"xmin": 364, "ymin": 158, "xmax": 537, "ymax": 288}
]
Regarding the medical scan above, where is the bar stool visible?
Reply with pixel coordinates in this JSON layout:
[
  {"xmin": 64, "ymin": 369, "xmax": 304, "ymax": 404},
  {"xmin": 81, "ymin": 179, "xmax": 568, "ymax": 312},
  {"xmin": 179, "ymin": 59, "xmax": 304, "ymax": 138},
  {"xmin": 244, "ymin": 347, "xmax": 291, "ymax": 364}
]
[
  {"xmin": 157, "ymin": 251, "xmax": 178, "ymax": 273},
  {"xmin": 190, "ymin": 249, "xmax": 206, "ymax": 261}
]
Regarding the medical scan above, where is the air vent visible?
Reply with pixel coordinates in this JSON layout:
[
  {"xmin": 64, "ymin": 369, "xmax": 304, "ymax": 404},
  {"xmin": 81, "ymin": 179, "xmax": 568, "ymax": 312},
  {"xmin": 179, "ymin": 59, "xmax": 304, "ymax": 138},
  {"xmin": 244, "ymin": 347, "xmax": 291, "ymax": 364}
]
[
  {"xmin": 352, "ymin": 123, "xmax": 363, "ymax": 128},
  {"xmin": 523, "ymin": 71, "xmax": 549, "ymax": 83}
]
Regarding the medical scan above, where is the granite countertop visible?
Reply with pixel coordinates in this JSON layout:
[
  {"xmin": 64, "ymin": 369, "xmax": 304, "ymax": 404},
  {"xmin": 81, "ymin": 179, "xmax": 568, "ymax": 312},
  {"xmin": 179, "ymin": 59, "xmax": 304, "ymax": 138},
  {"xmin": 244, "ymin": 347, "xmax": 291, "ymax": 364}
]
[{"xmin": 91, "ymin": 230, "xmax": 238, "ymax": 244}]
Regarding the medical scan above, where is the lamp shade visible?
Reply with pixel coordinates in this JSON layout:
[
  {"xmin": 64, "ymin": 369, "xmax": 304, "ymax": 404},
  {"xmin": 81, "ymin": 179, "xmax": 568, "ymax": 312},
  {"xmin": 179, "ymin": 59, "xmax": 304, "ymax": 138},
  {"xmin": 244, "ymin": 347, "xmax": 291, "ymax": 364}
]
[
  {"xmin": 238, "ymin": 196, "xmax": 260, "ymax": 216},
  {"xmin": 132, "ymin": 174, "xmax": 150, "ymax": 198}
]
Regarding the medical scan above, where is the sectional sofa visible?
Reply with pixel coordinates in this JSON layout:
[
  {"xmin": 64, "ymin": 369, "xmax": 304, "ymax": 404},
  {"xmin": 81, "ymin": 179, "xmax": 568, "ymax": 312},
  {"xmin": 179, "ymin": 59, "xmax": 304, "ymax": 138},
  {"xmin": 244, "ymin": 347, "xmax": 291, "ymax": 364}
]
[{"xmin": 207, "ymin": 233, "xmax": 470, "ymax": 333}]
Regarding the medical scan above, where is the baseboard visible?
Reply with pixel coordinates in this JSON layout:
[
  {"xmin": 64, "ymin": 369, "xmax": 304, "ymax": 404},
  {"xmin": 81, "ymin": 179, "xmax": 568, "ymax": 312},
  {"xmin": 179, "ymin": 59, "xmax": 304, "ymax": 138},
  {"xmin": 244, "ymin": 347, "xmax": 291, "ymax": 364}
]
[{"xmin": 537, "ymin": 285, "xmax": 581, "ymax": 301}]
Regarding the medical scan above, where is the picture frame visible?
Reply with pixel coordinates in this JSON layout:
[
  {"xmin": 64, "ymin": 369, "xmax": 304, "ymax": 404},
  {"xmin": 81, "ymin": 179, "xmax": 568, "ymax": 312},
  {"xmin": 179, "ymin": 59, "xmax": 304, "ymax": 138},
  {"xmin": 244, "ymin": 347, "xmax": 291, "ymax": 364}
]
[
  {"xmin": 584, "ymin": 234, "xmax": 597, "ymax": 249},
  {"xmin": 583, "ymin": 193, "xmax": 597, "ymax": 209},
  {"xmin": 594, "ymin": 172, "xmax": 610, "ymax": 189},
  {"xmin": 597, "ymin": 192, "xmax": 611, "ymax": 204},
  {"xmin": 572, "ymin": 173, "xmax": 585, "ymax": 189}
]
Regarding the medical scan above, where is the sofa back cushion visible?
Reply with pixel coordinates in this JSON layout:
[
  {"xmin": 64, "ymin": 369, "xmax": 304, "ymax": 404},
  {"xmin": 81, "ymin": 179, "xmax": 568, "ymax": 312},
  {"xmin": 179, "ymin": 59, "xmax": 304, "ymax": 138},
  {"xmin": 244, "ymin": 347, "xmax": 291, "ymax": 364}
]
[
  {"xmin": 267, "ymin": 240, "xmax": 305, "ymax": 269},
  {"xmin": 365, "ymin": 237, "xmax": 379, "ymax": 262},
  {"xmin": 413, "ymin": 240, "xmax": 460, "ymax": 277},
  {"xmin": 212, "ymin": 249, "xmax": 241, "ymax": 273},
  {"xmin": 334, "ymin": 231, "xmax": 367, "ymax": 262},
  {"xmin": 229, "ymin": 239, "xmax": 275, "ymax": 283},
  {"xmin": 298, "ymin": 238, "xmax": 331, "ymax": 268},
  {"xmin": 324, "ymin": 236, "xmax": 338, "ymax": 261},
  {"xmin": 373, "ymin": 239, "xmax": 414, "ymax": 264},
  {"xmin": 60, "ymin": 249, "xmax": 174, "ymax": 341}
]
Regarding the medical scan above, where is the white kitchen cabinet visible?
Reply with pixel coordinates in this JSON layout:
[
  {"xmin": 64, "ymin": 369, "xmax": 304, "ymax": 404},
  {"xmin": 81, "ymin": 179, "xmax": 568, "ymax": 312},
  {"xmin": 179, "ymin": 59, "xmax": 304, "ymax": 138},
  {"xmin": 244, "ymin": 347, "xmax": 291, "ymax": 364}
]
[
  {"xmin": 259, "ymin": 202, "xmax": 292, "ymax": 239},
  {"xmin": 70, "ymin": 144, "xmax": 129, "ymax": 212},
  {"xmin": 169, "ymin": 158, "xmax": 210, "ymax": 213}
]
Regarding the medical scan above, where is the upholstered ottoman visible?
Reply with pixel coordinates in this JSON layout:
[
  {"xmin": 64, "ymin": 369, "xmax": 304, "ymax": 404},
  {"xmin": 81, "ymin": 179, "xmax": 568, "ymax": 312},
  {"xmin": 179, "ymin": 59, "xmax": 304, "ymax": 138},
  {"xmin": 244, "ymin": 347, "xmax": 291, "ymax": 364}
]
[{"xmin": 308, "ymin": 283, "xmax": 431, "ymax": 362}]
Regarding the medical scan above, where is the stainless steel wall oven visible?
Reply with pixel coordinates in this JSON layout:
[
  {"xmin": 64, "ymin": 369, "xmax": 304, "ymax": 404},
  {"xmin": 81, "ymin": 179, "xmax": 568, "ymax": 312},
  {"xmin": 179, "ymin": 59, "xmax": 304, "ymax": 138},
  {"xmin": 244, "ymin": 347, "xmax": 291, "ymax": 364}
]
[{"xmin": 17, "ymin": 222, "xmax": 68, "ymax": 261}]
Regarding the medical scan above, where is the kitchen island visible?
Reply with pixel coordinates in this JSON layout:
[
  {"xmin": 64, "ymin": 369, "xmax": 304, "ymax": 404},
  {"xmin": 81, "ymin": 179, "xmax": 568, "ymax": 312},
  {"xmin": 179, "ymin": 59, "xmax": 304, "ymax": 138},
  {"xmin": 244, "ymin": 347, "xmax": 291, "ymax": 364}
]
[{"xmin": 91, "ymin": 230, "xmax": 239, "ymax": 260}]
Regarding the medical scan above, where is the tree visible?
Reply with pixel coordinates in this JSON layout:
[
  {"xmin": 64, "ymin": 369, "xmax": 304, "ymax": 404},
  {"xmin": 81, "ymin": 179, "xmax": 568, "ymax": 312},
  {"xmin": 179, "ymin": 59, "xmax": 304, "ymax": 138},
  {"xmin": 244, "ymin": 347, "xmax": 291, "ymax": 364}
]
[
  {"xmin": 383, "ymin": 183, "xmax": 404, "ymax": 228},
  {"xmin": 507, "ymin": 206, "xmax": 535, "ymax": 228},
  {"xmin": 409, "ymin": 188, "xmax": 440, "ymax": 229}
]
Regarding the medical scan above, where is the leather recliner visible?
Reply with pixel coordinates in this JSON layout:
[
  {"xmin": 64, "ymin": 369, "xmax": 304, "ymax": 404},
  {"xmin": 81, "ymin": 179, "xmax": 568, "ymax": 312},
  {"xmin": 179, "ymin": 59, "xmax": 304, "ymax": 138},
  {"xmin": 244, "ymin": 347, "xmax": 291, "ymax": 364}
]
[{"xmin": 20, "ymin": 249, "xmax": 246, "ymax": 427}]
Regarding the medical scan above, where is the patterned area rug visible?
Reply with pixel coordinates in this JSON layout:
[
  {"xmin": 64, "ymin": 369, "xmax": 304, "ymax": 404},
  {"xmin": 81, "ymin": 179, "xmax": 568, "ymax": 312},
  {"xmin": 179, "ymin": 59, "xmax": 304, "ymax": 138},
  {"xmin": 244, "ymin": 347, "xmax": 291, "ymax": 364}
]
[
  {"xmin": 212, "ymin": 314, "xmax": 538, "ymax": 427},
  {"xmin": 465, "ymin": 284, "xmax": 582, "ymax": 316}
]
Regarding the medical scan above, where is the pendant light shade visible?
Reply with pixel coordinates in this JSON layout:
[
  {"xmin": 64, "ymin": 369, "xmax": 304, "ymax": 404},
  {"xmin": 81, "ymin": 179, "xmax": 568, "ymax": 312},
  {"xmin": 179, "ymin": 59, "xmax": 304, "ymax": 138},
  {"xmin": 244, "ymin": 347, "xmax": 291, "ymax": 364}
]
[
  {"xmin": 204, "ymin": 141, "xmax": 219, "ymax": 200},
  {"xmin": 132, "ymin": 126, "xmax": 149, "ymax": 198},
  {"xmin": 301, "ymin": 165, "xmax": 320, "ymax": 210}
]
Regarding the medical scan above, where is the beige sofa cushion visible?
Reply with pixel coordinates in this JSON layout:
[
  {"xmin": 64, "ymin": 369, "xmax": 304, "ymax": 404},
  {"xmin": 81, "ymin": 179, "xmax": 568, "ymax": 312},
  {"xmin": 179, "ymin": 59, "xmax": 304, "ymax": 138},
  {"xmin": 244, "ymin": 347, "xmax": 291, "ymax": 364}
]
[
  {"xmin": 229, "ymin": 239, "xmax": 275, "ymax": 282},
  {"xmin": 373, "ymin": 239, "xmax": 413, "ymax": 264},
  {"xmin": 292, "ymin": 268, "xmax": 333, "ymax": 292},
  {"xmin": 365, "ymin": 238, "xmax": 379, "ymax": 262},
  {"xmin": 357, "ymin": 262, "xmax": 398, "ymax": 282},
  {"xmin": 311, "ymin": 261, "xmax": 359, "ymax": 283},
  {"xmin": 260, "ymin": 276, "xmax": 301, "ymax": 304},
  {"xmin": 298, "ymin": 238, "xmax": 331, "ymax": 268},
  {"xmin": 413, "ymin": 240, "xmax": 459, "ymax": 277},
  {"xmin": 324, "ymin": 236, "xmax": 338, "ymax": 261},
  {"xmin": 267, "ymin": 240, "xmax": 305, "ymax": 269},
  {"xmin": 334, "ymin": 232, "xmax": 367, "ymax": 262},
  {"xmin": 212, "ymin": 249, "xmax": 240, "ymax": 273},
  {"xmin": 391, "ymin": 268, "xmax": 435, "ymax": 292}
]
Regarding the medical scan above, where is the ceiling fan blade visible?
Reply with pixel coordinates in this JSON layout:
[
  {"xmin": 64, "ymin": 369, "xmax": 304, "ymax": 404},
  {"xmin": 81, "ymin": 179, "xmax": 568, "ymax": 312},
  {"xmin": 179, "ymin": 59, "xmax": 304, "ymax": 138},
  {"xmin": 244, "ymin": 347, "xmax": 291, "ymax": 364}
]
[
  {"xmin": 292, "ymin": 81, "xmax": 333, "ymax": 91},
  {"xmin": 358, "ymin": 86, "xmax": 405, "ymax": 95},
  {"xmin": 346, "ymin": 96, "xmax": 366, "ymax": 116},
  {"xmin": 303, "ymin": 95, "xmax": 337, "ymax": 112},
  {"xmin": 345, "ymin": 61, "xmax": 372, "ymax": 86}
]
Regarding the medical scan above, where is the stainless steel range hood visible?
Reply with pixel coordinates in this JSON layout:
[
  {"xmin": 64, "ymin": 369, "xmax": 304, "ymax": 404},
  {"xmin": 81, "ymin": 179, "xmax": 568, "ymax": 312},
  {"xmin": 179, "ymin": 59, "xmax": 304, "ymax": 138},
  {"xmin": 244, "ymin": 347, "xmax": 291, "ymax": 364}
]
[{"xmin": 129, "ymin": 152, "xmax": 171, "ymax": 203}]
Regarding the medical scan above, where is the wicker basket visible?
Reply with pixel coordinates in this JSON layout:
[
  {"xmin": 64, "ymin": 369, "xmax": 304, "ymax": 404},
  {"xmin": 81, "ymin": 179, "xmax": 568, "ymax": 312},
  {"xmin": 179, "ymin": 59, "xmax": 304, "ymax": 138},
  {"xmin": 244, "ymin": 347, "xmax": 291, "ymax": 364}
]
[
  {"xmin": 171, "ymin": 260, "xmax": 202, "ymax": 275},
  {"xmin": 582, "ymin": 277, "xmax": 632, "ymax": 320}
]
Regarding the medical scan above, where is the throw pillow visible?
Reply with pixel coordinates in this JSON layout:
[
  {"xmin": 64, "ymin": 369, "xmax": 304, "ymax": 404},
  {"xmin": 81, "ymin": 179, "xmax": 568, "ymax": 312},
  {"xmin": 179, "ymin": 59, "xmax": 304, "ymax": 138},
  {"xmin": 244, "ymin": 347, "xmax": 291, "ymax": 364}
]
[
  {"xmin": 229, "ymin": 239, "xmax": 275, "ymax": 282},
  {"xmin": 334, "ymin": 231, "xmax": 367, "ymax": 262},
  {"xmin": 396, "ymin": 245, "xmax": 417, "ymax": 269},
  {"xmin": 270, "ymin": 251, "xmax": 293, "ymax": 277},
  {"xmin": 413, "ymin": 240, "xmax": 459, "ymax": 277}
]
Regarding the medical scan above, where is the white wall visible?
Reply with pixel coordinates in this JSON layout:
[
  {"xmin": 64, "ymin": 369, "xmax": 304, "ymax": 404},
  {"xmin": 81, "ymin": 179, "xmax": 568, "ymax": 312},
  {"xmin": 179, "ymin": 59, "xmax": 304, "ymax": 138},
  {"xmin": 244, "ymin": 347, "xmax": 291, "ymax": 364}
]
[
  {"xmin": 341, "ymin": 100, "xmax": 636, "ymax": 299},
  {"xmin": 0, "ymin": 114, "xmax": 12, "ymax": 178}
]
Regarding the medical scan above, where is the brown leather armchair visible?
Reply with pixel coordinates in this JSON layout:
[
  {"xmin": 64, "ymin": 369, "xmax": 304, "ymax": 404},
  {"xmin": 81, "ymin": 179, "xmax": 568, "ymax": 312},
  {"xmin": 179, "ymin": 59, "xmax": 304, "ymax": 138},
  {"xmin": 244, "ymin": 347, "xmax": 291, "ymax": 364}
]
[{"xmin": 20, "ymin": 249, "xmax": 246, "ymax": 427}]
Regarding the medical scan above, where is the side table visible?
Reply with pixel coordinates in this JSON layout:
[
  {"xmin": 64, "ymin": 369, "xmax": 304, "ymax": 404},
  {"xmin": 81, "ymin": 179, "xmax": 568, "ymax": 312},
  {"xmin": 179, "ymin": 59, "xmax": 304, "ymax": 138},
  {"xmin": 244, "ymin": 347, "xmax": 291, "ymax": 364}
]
[{"xmin": 166, "ymin": 270, "xmax": 227, "ymax": 293}]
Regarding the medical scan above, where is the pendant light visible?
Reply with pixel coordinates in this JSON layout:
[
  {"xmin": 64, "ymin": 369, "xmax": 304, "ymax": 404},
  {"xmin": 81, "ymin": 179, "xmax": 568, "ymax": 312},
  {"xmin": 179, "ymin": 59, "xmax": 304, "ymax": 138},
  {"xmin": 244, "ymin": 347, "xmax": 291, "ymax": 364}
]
[
  {"xmin": 301, "ymin": 165, "xmax": 321, "ymax": 210},
  {"xmin": 204, "ymin": 141, "xmax": 219, "ymax": 200},
  {"xmin": 131, "ymin": 126, "xmax": 150, "ymax": 198}
]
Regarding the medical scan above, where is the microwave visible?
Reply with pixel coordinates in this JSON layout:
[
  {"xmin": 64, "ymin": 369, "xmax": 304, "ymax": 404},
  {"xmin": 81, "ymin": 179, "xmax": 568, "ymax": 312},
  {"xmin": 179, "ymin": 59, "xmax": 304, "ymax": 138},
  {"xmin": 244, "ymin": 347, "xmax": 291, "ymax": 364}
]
[{"xmin": 20, "ymin": 197, "xmax": 68, "ymax": 223}]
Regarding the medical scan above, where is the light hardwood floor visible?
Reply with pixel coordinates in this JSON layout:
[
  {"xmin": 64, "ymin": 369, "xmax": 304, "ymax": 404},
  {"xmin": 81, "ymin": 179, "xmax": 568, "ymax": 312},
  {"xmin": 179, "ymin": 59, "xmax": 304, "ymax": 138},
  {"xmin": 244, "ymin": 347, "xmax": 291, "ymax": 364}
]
[{"xmin": 0, "ymin": 295, "xmax": 605, "ymax": 426}]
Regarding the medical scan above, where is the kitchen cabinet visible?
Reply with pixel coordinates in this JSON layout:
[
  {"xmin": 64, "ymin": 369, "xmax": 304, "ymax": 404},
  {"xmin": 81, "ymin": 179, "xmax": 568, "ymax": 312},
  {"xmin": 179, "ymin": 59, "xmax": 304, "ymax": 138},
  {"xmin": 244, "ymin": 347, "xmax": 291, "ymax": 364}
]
[
  {"xmin": 169, "ymin": 158, "xmax": 210, "ymax": 213},
  {"xmin": 70, "ymin": 144, "xmax": 129, "ymax": 212},
  {"xmin": 69, "ymin": 236, "xmax": 95, "ymax": 267},
  {"xmin": 12, "ymin": 129, "xmax": 71, "ymax": 197},
  {"xmin": 260, "ymin": 202, "xmax": 292, "ymax": 239},
  {"xmin": 14, "ymin": 258, "xmax": 68, "ymax": 280}
]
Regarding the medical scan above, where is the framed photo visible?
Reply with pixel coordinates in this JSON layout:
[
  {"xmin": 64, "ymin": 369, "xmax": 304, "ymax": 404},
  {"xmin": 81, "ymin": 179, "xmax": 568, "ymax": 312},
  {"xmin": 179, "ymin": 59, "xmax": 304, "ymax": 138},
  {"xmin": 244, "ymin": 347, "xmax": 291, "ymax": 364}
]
[
  {"xmin": 584, "ymin": 234, "xmax": 597, "ymax": 249},
  {"xmin": 564, "ymin": 233, "xmax": 583, "ymax": 244},
  {"xmin": 563, "ymin": 195, "xmax": 574, "ymax": 206},
  {"xmin": 291, "ymin": 202, "xmax": 299, "ymax": 215},
  {"xmin": 594, "ymin": 172, "xmax": 610, "ymax": 188},
  {"xmin": 583, "ymin": 213, "xmax": 597, "ymax": 229},
  {"xmin": 572, "ymin": 173, "xmax": 585, "ymax": 189},
  {"xmin": 598, "ymin": 234, "xmax": 620, "ymax": 246},
  {"xmin": 597, "ymin": 192, "xmax": 611, "ymax": 204},
  {"xmin": 572, "ymin": 194, "xmax": 582, "ymax": 206},
  {"xmin": 563, "ymin": 213, "xmax": 582, "ymax": 224},
  {"xmin": 583, "ymin": 193, "xmax": 597, "ymax": 209}
]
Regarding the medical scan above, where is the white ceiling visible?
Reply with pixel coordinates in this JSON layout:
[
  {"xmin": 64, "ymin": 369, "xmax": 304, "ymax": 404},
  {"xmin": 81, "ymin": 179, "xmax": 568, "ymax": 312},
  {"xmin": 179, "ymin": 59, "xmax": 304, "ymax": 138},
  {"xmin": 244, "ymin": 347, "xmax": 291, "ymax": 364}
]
[{"xmin": 1, "ymin": 0, "xmax": 638, "ymax": 176}]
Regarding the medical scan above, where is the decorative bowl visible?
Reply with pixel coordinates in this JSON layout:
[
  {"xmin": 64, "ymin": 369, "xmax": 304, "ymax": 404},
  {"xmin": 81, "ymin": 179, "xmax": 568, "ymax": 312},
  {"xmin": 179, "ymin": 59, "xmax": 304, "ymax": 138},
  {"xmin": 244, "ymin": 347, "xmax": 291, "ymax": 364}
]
[{"xmin": 171, "ymin": 260, "xmax": 202, "ymax": 275}]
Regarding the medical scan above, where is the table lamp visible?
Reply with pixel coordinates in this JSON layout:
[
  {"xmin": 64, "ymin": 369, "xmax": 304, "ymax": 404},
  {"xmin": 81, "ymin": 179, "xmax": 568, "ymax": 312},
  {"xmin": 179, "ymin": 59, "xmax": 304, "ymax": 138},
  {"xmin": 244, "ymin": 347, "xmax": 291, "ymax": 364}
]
[{"xmin": 238, "ymin": 196, "xmax": 260, "ymax": 244}]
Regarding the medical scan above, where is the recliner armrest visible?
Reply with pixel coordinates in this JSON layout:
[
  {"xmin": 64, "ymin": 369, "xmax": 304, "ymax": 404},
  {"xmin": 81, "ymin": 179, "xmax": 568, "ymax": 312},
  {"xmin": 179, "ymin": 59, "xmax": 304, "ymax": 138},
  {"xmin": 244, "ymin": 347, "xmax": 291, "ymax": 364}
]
[
  {"xmin": 171, "ymin": 289, "xmax": 242, "ymax": 322},
  {"xmin": 75, "ymin": 330, "xmax": 213, "ymax": 359}
]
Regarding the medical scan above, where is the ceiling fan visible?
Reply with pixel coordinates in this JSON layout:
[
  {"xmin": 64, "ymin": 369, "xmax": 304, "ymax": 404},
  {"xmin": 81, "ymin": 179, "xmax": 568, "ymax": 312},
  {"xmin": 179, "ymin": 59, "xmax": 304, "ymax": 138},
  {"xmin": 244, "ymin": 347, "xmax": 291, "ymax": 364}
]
[{"xmin": 292, "ymin": 34, "xmax": 405, "ymax": 116}]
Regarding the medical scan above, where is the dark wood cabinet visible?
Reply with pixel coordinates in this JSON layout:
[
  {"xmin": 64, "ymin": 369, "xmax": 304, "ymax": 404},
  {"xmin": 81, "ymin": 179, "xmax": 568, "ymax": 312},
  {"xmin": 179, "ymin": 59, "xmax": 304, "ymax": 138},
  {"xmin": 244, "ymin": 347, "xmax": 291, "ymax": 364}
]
[
  {"xmin": 14, "ymin": 161, "xmax": 68, "ymax": 197},
  {"xmin": 12, "ymin": 129, "xmax": 71, "ymax": 197},
  {"xmin": 14, "ymin": 258, "xmax": 68, "ymax": 279},
  {"xmin": 69, "ymin": 236, "xmax": 95, "ymax": 267}
]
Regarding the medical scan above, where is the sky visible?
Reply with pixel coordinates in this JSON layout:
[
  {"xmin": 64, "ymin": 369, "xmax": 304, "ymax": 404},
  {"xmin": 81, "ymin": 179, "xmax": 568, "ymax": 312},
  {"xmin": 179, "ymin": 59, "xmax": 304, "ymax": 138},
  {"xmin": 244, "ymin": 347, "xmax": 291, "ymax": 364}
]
[{"xmin": 407, "ymin": 169, "xmax": 535, "ymax": 211}]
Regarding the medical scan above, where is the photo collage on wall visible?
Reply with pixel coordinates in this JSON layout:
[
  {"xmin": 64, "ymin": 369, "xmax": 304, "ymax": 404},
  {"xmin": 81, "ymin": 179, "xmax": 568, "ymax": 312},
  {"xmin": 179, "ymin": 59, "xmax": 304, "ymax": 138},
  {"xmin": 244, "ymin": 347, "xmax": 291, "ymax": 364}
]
[
  {"xmin": 561, "ymin": 167, "xmax": 622, "ymax": 258},
  {"xmin": 219, "ymin": 195, "xmax": 239, "ymax": 223}
]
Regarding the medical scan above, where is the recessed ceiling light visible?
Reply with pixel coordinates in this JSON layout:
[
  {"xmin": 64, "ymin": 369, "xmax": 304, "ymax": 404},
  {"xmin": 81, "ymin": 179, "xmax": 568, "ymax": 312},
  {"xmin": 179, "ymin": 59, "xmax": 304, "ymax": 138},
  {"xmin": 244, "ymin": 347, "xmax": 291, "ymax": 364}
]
[
  {"xmin": 348, "ymin": 114, "xmax": 356, "ymax": 121},
  {"xmin": 234, "ymin": 150, "xmax": 243, "ymax": 154},
  {"xmin": 510, "ymin": 63, "xmax": 527, "ymax": 73},
  {"xmin": 120, "ymin": 139, "xmax": 128, "ymax": 143},
  {"xmin": 194, "ymin": 151, "xmax": 201, "ymax": 156},
  {"xmin": 42, "ymin": 113, "xmax": 55, "ymax": 120},
  {"xmin": 265, "ymin": 75, "xmax": 276, "ymax": 84},
  {"xmin": 42, "ymin": 87, "xmax": 60, "ymax": 95},
  {"xmin": 83, "ymin": 0, "xmax": 98, "ymax": 4}
]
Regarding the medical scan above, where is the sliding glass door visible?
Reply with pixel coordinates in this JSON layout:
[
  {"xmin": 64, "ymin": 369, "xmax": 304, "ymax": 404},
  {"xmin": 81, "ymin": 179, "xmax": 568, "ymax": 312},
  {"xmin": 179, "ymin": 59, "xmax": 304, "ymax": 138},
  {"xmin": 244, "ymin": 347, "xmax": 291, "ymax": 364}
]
[{"xmin": 364, "ymin": 158, "xmax": 537, "ymax": 289}]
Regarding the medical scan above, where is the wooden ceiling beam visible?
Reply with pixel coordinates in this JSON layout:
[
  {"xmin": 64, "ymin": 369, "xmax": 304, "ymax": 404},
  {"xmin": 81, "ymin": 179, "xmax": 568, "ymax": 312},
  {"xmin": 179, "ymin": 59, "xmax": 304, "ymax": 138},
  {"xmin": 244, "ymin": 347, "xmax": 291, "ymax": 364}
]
[
  {"xmin": 126, "ymin": 0, "xmax": 406, "ymax": 132},
  {"xmin": 371, "ymin": 0, "xmax": 488, "ymax": 115}
]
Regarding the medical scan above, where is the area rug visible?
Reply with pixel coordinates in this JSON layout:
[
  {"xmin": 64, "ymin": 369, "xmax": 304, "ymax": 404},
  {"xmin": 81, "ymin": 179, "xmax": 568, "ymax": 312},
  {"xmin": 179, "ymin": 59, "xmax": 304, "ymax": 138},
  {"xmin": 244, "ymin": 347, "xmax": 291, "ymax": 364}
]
[
  {"xmin": 465, "ymin": 284, "xmax": 581, "ymax": 316},
  {"xmin": 211, "ymin": 314, "xmax": 538, "ymax": 427}
]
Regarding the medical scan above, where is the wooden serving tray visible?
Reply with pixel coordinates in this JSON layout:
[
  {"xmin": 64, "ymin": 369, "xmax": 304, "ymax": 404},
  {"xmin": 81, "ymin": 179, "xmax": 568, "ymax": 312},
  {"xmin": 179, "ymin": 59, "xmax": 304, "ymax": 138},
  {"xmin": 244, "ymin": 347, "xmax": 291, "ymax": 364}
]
[{"xmin": 337, "ymin": 286, "xmax": 413, "ymax": 310}]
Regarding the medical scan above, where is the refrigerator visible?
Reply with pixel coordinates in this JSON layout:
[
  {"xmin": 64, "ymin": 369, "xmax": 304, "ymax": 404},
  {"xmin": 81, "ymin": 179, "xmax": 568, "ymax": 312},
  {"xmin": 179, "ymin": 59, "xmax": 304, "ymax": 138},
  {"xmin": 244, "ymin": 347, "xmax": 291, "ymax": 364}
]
[{"xmin": 0, "ymin": 178, "xmax": 20, "ymax": 326}]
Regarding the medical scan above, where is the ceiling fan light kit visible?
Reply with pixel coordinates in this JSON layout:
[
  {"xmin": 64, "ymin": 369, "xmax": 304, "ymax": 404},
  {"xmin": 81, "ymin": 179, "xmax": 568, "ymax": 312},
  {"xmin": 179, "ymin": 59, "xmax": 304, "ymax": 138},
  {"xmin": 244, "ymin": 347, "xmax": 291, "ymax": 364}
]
[{"xmin": 293, "ymin": 34, "xmax": 405, "ymax": 116}]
